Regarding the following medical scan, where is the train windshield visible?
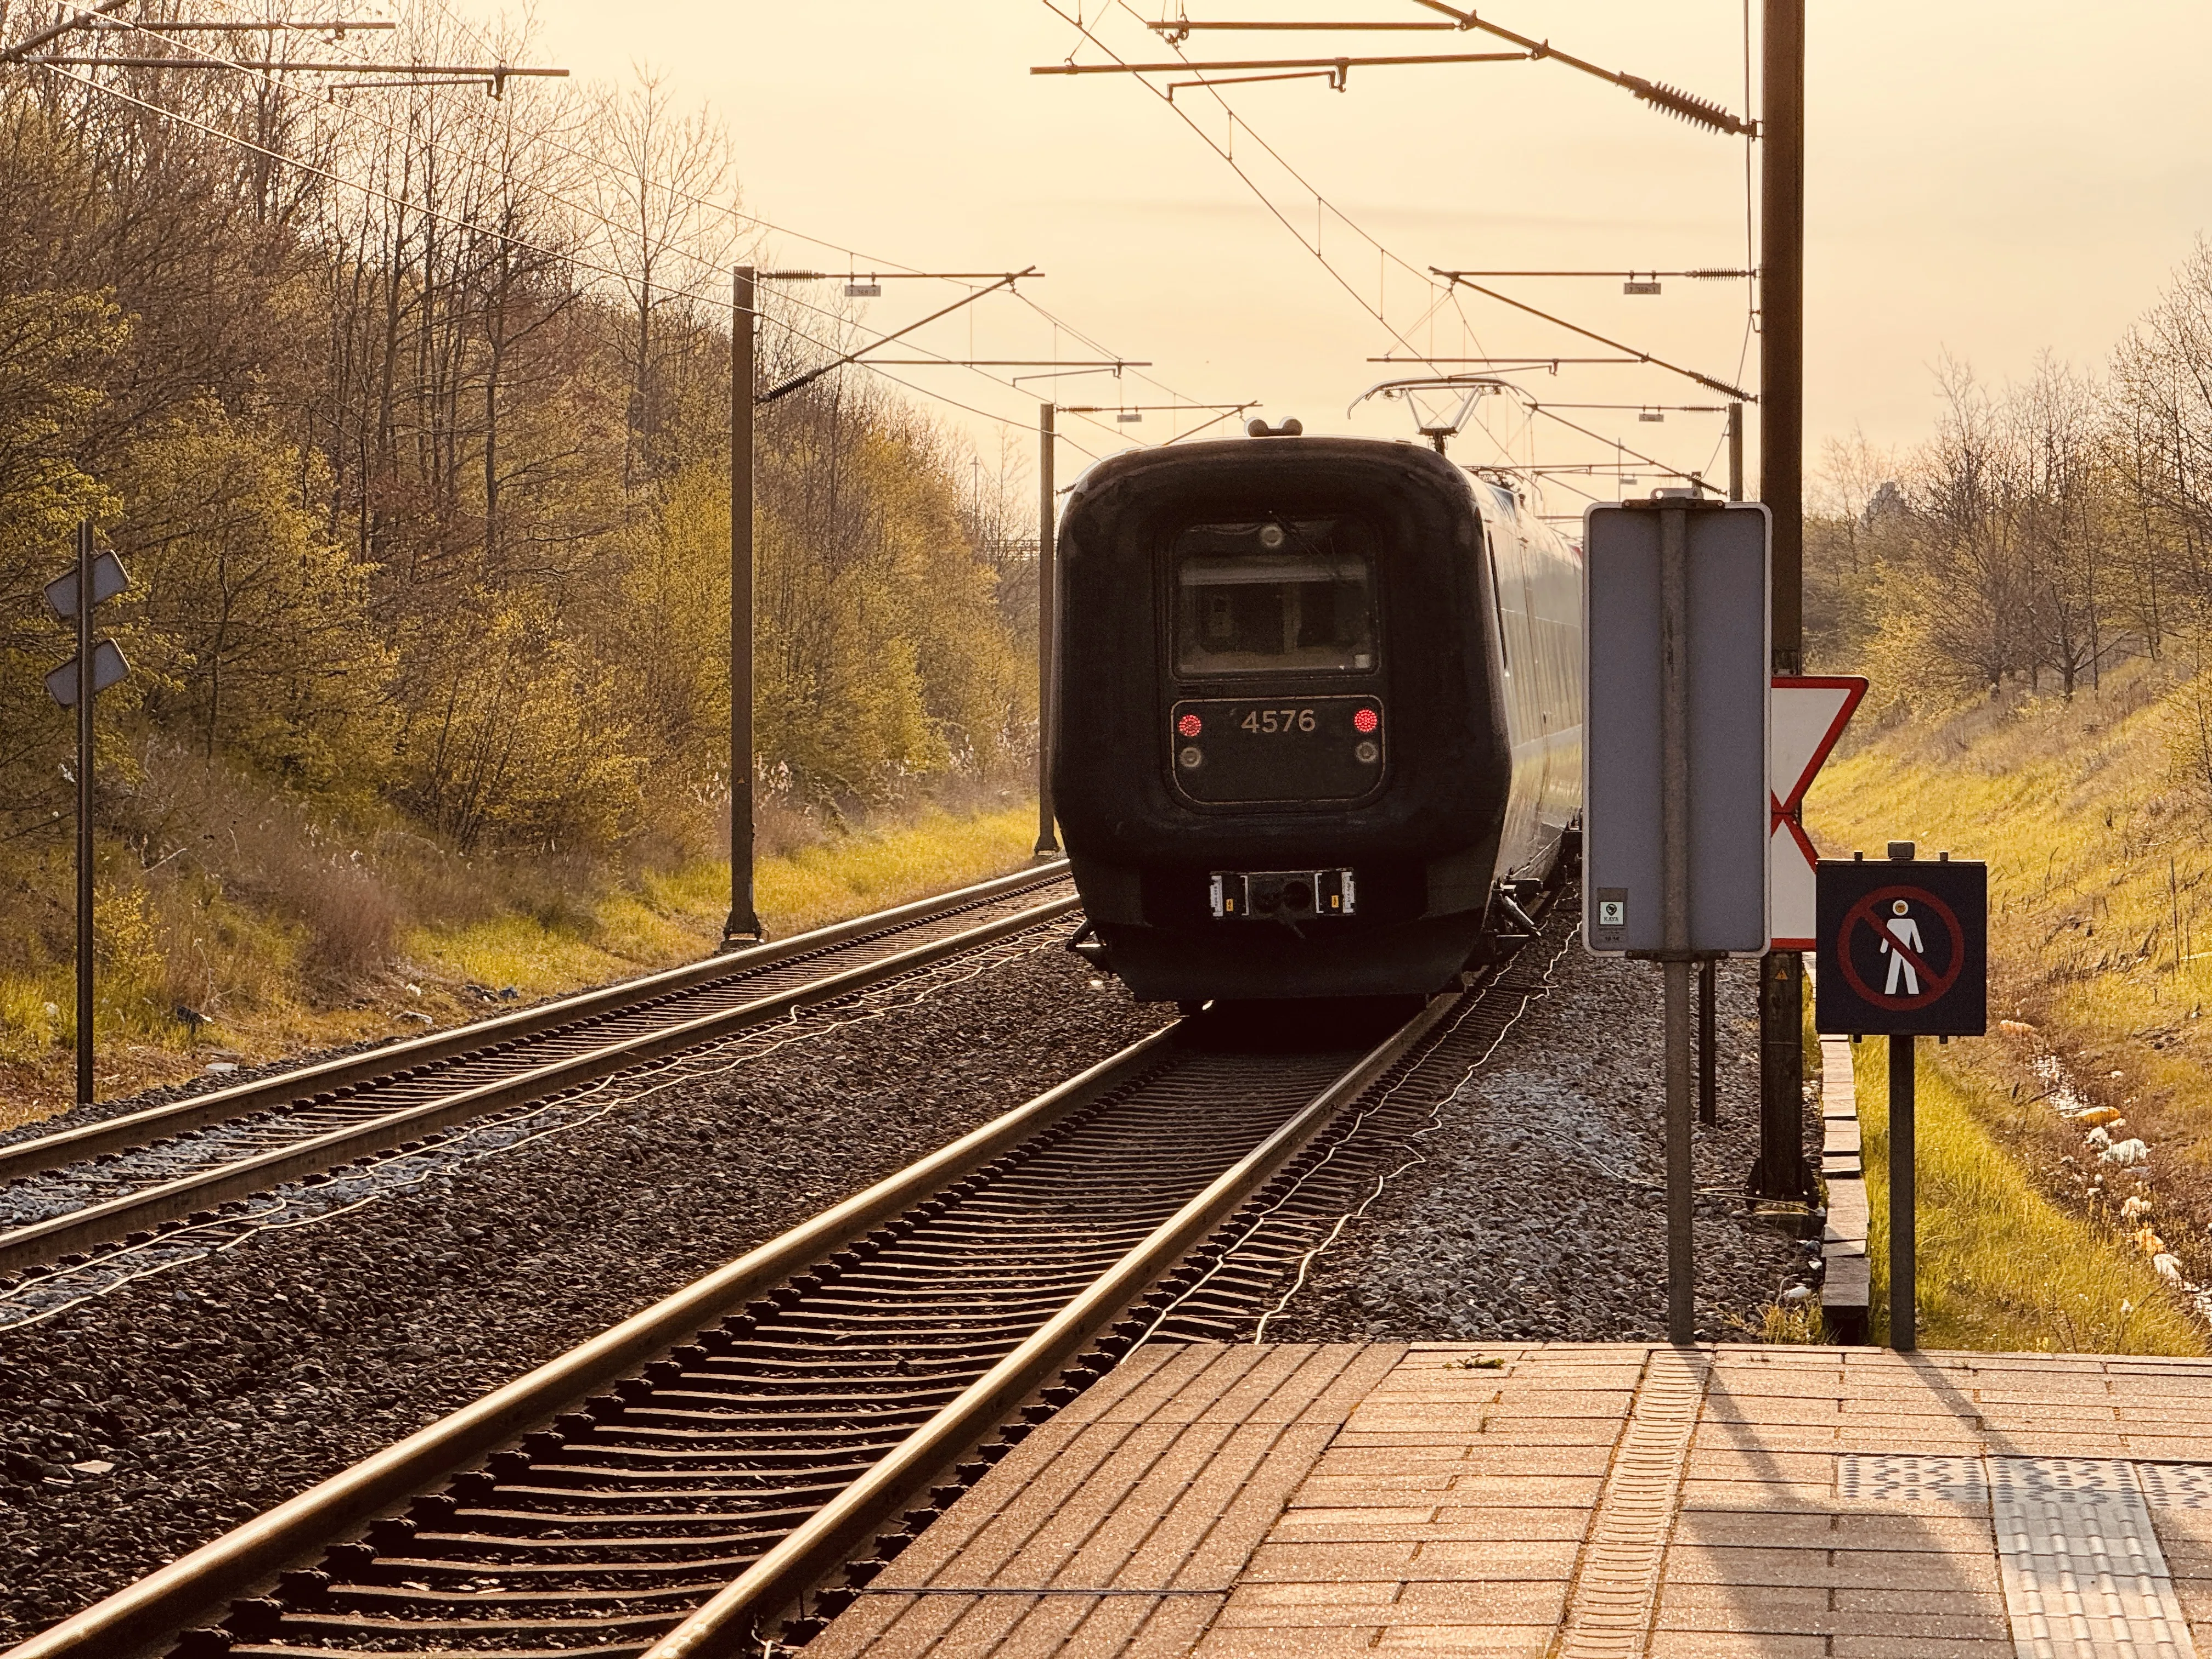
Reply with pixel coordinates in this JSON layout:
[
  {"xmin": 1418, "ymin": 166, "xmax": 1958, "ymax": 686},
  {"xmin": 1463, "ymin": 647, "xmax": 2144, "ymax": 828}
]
[{"xmin": 1173, "ymin": 519, "xmax": 1376, "ymax": 676}]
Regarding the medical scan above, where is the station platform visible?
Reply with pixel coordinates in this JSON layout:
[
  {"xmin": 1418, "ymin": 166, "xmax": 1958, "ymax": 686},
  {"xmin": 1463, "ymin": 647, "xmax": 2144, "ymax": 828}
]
[{"xmin": 814, "ymin": 1340, "xmax": 2212, "ymax": 1658}]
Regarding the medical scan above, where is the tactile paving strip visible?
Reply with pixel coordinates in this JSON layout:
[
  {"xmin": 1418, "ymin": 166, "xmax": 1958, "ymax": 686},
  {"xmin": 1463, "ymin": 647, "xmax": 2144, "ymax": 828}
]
[
  {"xmin": 1835, "ymin": 1455, "xmax": 2208, "ymax": 1656},
  {"xmin": 2137, "ymin": 1463, "xmax": 2212, "ymax": 1509},
  {"xmin": 1836, "ymin": 1452, "xmax": 1990, "ymax": 1503},
  {"xmin": 1553, "ymin": 1347, "xmax": 1710, "ymax": 1659},
  {"xmin": 1988, "ymin": 1459, "xmax": 2195, "ymax": 1659}
]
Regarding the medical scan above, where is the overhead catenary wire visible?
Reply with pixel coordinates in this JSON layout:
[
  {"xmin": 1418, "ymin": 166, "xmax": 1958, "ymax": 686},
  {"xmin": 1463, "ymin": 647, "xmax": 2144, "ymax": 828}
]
[
  {"xmin": 1436, "ymin": 273, "xmax": 1756, "ymax": 402},
  {"xmin": 1040, "ymin": 0, "xmax": 1472, "ymax": 378},
  {"xmin": 352, "ymin": 0, "xmax": 1234, "ymax": 448},
  {"xmin": 1054, "ymin": 0, "xmax": 1751, "ymax": 484},
  {"xmin": 1407, "ymin": 0, "xmax": 1755, "ymax": 137}
]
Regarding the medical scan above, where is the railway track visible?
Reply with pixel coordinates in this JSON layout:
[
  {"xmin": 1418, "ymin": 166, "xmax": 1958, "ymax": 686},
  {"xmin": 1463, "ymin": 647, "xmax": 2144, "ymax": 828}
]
[
  {"xmin": 3, "ymin": 931, "xmax": 1571, "ymax": 1659},
  {"xmin": 0, "ymin": 865, "xmax": 1077, "ymax": 1288}
]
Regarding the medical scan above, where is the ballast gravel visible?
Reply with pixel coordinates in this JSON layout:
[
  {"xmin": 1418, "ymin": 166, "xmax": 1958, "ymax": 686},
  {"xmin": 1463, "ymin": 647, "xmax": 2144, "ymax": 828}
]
[
  {"xmin": 0, "ymin": 927, "xmax": 1166, "ymax": 1646},
  {"xmin": 1263, "ymin": 936, "xmax": 1822, "ymax": 1346}
]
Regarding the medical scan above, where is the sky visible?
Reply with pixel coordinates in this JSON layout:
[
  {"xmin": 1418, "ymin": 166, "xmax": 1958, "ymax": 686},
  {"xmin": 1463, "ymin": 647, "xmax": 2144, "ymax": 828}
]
[{"xmin": 486, "ymin": 0, "xmax": 2212, "ymax": 512}]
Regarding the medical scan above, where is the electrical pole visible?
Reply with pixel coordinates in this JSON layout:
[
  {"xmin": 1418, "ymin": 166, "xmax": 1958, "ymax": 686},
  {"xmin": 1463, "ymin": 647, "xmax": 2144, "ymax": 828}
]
[
  {"xmin": 75, "ymin": 521, "xmax": 94, "ymax": 1106},
  {"xmin": 1034, "ymin": 403, "xmax": 1059, "ymax": 857},
  {"xmin": 725, "ymin": 266, "xmax": 761, "ymax": 945},
  {"xmin": 1754, "ymin": 0, "xmax": 1812, "ymax": 1199}
]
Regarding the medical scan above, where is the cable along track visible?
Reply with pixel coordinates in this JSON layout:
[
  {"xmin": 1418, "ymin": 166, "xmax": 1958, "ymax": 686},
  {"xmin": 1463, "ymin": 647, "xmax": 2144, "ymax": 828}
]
[
  {"xmin": 6, "ymin": 964, "xmax": 1538, "ymax": 1659},
  {"xmin": 0, "ymin": 866, "xmax": 1077, "ymax": 1285}
]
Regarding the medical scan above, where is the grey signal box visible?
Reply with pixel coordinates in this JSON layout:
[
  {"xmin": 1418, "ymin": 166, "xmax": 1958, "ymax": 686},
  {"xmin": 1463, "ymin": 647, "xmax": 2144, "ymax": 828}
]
[{"xmin": 1581, "ymin": 500, "xmax": 1770, "ymax": 955}]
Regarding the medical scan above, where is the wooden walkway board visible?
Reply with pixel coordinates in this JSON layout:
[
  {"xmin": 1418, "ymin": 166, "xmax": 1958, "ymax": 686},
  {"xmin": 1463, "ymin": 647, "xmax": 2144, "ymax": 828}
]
[{"xmin": 812, "ymin": 1342, "xmax": 2212, "ymax": 1658}]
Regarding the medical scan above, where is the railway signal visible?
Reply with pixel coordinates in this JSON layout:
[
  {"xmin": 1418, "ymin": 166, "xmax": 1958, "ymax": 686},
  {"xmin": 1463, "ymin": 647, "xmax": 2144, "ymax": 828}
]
[
  {"xmin": 43, "ymin": 524, "xmax": 132, "ymax": 1107},
  {"xmin": 1815, "ymin": 846, "xmax": 1988, "ymax": 1353}
]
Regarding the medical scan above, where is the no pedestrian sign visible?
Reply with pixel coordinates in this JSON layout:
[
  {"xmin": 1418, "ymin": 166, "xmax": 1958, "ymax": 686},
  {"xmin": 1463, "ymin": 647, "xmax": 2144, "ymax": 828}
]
[{"xmin": 1814, "ymin": 859, "xmax": 1988, "ymax": 1036}]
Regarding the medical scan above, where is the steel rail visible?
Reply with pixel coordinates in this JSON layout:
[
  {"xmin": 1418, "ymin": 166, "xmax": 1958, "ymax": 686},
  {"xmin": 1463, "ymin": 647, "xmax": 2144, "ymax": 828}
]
[
  {"xmin": 0, "ymin": 887, "xmax": 1080, "ymax": 1276},
  {"xmin": 641, "ymin": 988, "xmax": 1461, "ymax": 1656},
  {"xmin": 0, "ymin": 862, "xmax": 1070, "ymax": 1186},
  {"xmin": 0, "ymin": 1026, "xmax": 1182, "ymax": 1659}
]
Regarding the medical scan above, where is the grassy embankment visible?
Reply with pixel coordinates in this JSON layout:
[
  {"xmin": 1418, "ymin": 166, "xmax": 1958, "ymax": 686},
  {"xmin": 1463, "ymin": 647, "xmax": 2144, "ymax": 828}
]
[
  {"xmin": 1809, "ymin": 659, "xmax": 2211, "ymax": 1352},
  {"xmin": 1853, "ymin": 1037, "xmax": 2203, "ymax": 1353},
  {"xmin": 0, "ymin": 803, "xmax": 1043, "ymax": 1133}
]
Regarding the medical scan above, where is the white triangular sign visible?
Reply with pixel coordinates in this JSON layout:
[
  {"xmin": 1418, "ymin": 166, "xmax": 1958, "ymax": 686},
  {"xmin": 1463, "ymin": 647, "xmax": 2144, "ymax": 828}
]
[{"xmin": 1768, "ymin": 676, "xmax": 1867, "ymax": 948}]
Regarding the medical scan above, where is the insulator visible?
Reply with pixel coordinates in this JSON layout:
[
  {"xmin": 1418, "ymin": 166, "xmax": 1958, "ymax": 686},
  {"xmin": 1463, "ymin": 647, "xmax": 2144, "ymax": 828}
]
[{"xmin": 1630, "ymin": 78, "xmax": 1752, "ymax": 138}]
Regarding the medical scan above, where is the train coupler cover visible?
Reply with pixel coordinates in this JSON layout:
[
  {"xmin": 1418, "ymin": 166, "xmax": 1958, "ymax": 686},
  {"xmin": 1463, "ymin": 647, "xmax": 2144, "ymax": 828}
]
[{"xmin": 1209, "ymin": 868, "xmax": 1356, "ymax": 921}]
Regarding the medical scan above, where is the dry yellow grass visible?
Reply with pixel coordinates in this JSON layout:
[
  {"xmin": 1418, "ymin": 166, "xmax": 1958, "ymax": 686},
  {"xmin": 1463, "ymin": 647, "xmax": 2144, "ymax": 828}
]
[
  {"xmin": 407, "ymin": 806, "xmax": 1043, "ymax": 996},
  {"xmin": 1, "ymin": 804, "xmax": 1045, "ymax": 1131}
]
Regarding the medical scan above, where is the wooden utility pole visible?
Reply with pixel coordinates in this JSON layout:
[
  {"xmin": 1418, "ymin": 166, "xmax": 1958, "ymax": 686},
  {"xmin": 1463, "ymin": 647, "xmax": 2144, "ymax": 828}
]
[
  {"xmin": 1035, "ymin": 403, "xmax": 1059, "ymax": 856},
  {"xmin": 726, "ymin": 266, "xmax": 761, "ymax": 944},
  {"xmin": 1754, "ymin": 0, "xmax": 1812, "ymax": 1198}
]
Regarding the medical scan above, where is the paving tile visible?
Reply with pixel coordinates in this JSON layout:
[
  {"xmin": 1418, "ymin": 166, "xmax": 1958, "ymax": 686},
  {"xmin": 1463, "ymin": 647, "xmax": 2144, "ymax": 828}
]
[
  {"xmin": 1655, "ymin": 1605, "xmax": 2011, "ymax": 1639},
  {"xmin": 810, "ymin": 1592, "xmax": 989, "ymax": 1659},
  {"xmin": 1059, "ymin": 1342, "xmax": 1206, "ymax": 1426},
  {"xmin": 812, "ymin": 1339, "xmax": 2212, "ymax": 1656},
  {"xmin": 1194, "ymin": 1626, "xmax": 1384, "ymax": 1655},
  {"xmin": 1299, "ymin": 1342, "xmax": 1413, "ymax": 1423},
  {"xmin": 1661, "ymin": 1543, "xmax": 2001, "ymax": 1591},
  {"xmin": 966, "ymin": 1594, "xmax": 1098, "ymax": 1659},
  {"xmin": 1295, "ymin": 1472, "xmax": 1459, "ymax": 1499},
  {"xmin": 1407, "ymin": 1539, "xmax": 1584, "ymax": 1578},
  {"xmin": 1448, "ymin": 1447, "xmax": 1616, "ymax": 1477},
  {"xmin": 1155, "ymin": 1425, "xmax": 1341, "ymax": 1592},
  {"xmin": 1121, "ymin": 1594, "xmax": 1228, "ymax": 1658},
  {"xmin": 1270, "ymin": 1506, "xmax": 1589, "ymax": 1545},
  {"xmin": 1313, "ymin": 1446, "xmax": 1473, "ymax": 1474},
  {"xmin": 1443, "ymin": 1475, "xmax": 1605, "ymax": 1506},
  {"xmin": 1673, "ymin": 1510, "xmax": 1995, "ymax": 1552},
  {"xmin": 1388, "ymin": 1580, "xmax": 1571, "ymax": 1622},
  {"xmin": 1368, "ymin": 1624, "xmax": 1559, "ymax": 1653},
  {"xmin": 1117, "ymin": 1344, "xmax": 1277, "ymax": 1425},
  {"xmin": 884, "ymin": 1419, "xmax": 1139, "ymax": 1585},
  {"xmin": 1679, "ymin": 1448, "xmax": 1839, "ymax": 1481},
  {"xmin": 805, "ymin": 1592, "xmax": 930, "ymax": 1659},
  {"xmin": 1656, "ymin": 1582, "xmax": 1828, "ymax": 1615},
  {"xmin": 1228, "ymin": 1579, "xmax": 1403, "ymax": 1608},
  {"xmin": 1646, "ymin": 1634, "xmax": 1828, "ymax": 1657},
  {"xmin": 1243, "ymin": 1539, "xmax": 1423, "ymax": 1581}
]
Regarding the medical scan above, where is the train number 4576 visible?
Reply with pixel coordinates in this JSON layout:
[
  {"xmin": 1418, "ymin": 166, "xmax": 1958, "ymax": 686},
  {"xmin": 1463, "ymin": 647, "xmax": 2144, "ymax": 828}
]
[{"xmin": 1240, "ymin": 708, "xmax": 1316, "ymax": 735}]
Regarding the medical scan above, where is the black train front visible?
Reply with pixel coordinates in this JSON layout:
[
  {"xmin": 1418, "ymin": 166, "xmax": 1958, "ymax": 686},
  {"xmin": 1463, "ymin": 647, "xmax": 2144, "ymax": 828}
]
[{"xmin": 1051, "ymin": 430, "xmax": 1583, "ymax": 1002}]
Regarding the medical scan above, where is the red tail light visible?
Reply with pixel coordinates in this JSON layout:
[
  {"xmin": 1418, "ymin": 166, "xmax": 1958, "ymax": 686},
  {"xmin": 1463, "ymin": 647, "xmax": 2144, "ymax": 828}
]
[
  {"xmin": 1353, "ymin": 707, "xmax": 1379, "ymax": 733},
  {"xmin": 1177, "ymin": 713, "xmax": 1203, "ymax": 737}
]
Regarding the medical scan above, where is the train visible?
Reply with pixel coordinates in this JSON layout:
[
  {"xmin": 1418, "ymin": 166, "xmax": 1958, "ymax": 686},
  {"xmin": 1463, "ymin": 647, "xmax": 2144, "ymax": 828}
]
[{"xmin": 1050, "ymin": 426, "xmax": 1585, "ymax": 1003}]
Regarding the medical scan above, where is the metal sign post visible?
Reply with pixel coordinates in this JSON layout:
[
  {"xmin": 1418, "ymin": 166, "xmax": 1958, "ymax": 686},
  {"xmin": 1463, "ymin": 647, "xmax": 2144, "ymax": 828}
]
[
  {"xmin": 1815, "ymin": 844, "xmax": 1988, "ymax": 1352},
  {"xmin": 1035, "ymin": 403, "xmax": 1059, "ymax": 857},
  {"xmin": 43, "ymin": 527, "xmax": 131, "ymax": 1106},
  {"xmin": 74, "ymin": 522, "xmax": 92, "ymax": 1106},
  {"xmin": 725, "ymin": 266, "xmax": 763, "ymax": 946},
  {"xmin": 1656, "ymin": 507, "xmax": 1695, "ymax": 1341},
  {"xmin": 1584, "ymin": 497, "xmax": 1771, "ymax": 1344}
]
